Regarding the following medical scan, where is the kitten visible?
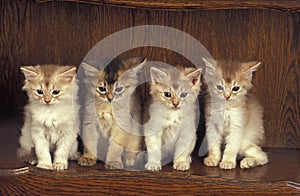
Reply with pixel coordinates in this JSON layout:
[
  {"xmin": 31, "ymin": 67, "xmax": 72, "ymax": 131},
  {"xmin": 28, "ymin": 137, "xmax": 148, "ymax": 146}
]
[
  {"xmin": 144, "ymin": 65, "xmax": 202, "ymax": 171},
  {"xmin": 202, "ymin": 58, "xmax": 268, "ymax": 169},
  {"xmin": 18, "ymin": 64, "xmax": 79, "ymax": 171},
  {"xmin": 78, "ymin": 57, "xmax": 145, "ymax": 169}
]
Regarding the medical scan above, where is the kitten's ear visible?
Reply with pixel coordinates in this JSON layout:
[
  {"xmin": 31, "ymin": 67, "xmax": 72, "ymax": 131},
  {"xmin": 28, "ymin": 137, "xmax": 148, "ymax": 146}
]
[
  {"xmin": 242, "ymin": 61, "xmax": 261, "ymax": 80},
  {"xmin": 150, "ymin": 67, "xmax": 167, "ymax": 84},
  {"xmin": 20, "ymin": 66, "xmax": 39, "ymax": 79},
  {"xmin": 81, "ymin": 62, "xmax": 100, "ymax": 78},
  {"xmin": 123, "ymin": 57, "xmax": 146, "ymax": 73},
  {"xmin": 202, "ymin": 58, "xmax": 217, "ymax": 75},
  {"xmin": 202, "ymin": 58, "xmax": 216, "ymax": 70},
  {"xmin": 59, "ymin": 66, "xmax": 77, "ymax": 82},
  {"xmin": 186, "ymin": 68, "xmax": 202, "ymax": 86}
]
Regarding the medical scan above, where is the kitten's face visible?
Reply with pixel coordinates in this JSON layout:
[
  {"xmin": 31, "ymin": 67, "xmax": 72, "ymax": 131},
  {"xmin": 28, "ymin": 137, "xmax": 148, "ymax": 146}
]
[
  {"xmin": 83, "ymin": 57, "xmax": 145, "ymax": 103},
  {"xmin": 203, "ymin": 59, "xmax": 261, "ymax": 101},
  {"xmin": 21, "ymin": 65, "xmax": 76, "ymax": 105},
  {"xmin": 96, "ymin": 69, "xmax": 131, "ymax": 102},
  {"xmin": 150, "ymin": 66, "xmax": 202, "ymax": 109}
]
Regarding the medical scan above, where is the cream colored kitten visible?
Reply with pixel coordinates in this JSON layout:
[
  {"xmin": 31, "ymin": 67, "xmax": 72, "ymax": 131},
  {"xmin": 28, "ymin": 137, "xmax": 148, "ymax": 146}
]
[
  {"xmin": 78, "ymin": 57, "xmax": 145, "ymax": 169},
  {"xmin": 18, "ymin": 64, "xmax": 79, "ymax": 171},
  {"xmin": 202, "ymin": 58, "xmax": 268, "ymax": 169},
  {"xmin": 144, "ymin": 65, "xmax": 202, "ymax": 171}
]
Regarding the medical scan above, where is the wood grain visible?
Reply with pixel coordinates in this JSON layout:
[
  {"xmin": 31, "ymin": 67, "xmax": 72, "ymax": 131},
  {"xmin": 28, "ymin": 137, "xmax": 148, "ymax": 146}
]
[
  {"xmin": 0, "ymin": 148, "xmax": 299, "ymax": 195},
  {"xmin": 35, "ymin": 0, "xmax": 300, "ymax": 13},
  {"xmin": 0, "ymin": 0, "xmax": 299, "ymax": 148}
]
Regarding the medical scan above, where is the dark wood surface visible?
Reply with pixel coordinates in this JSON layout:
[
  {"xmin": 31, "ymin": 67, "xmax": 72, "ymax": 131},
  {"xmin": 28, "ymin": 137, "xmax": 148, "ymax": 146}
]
[{"xmin": 36, "ymin": 0, "xmax": 300, "ymax": 12}]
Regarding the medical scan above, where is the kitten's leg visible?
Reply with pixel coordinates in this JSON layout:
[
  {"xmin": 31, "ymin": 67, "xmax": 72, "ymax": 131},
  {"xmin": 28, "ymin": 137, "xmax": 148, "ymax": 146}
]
[
  {"xmin": 239, "ymin": 144, "xmax": 268, "ymax": 169},
  {"xmin": 145, "ymin": 133, "xmax": 162, "ymax": 171},
  {"xmin": 219, "ymin": 132, "xmax": 242, "ymax": 169},
  {"xmin": 18, "ymin": 113, "xmax": 37, "ymax": 164},
  {"xmin": 78, "ymin": 124, "xmax": 99, "ymax": 166},
  {"xmin": 105, "ymin": 141, "xmax": 124, "ymax": 169},
  {"xmin": 53, "ymin": 126, "xmax": 77, "ymax": 171},
  {"xmin": 173, "ymin": 134, "xmax": 196, "ymax": 171},
  {"xmin": 124, "ymin": 150, "xmax": 138, "ymax": 167},
  {"xmin": 203, "ymin": 124, "xmax": 222, "ymax": 167},
  {"xmin": 31, "ymin": 127, "xmax": 53, "ymax": 170},
  {"xmin": 69, "ymin": 139, "xmax": 81, "ymax": 161}
]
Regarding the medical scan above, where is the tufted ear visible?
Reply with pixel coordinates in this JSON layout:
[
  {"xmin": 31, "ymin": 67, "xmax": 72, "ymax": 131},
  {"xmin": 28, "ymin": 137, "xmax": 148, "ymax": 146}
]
[
  {"xmin": 123, "ymin": 57, "xmax": 146, "ymax": 75},
  {"xmin": 202, "ymin": 57, "xmax": 218, "ymax": 76},
  {"xmin": 59, "ymin": 66, "xmax": 77, "ymax": 82},
  {"xmin": 20, "ymin": 66, "xmax": 39, "ymax": 79},
  {"xmin": 150, "ymin": 67, "xmax": 167, "ymax": 84},
  {"xmin": 242, "ymin": 61, "xmax": 261, "ymax": 81},
  {"xmin": 81, "ymin": 62, "xmax": 100, "ymax": 78},
  {"xmin": 186, "ymin": 68, "xmax": 202, "ymax": 86}
]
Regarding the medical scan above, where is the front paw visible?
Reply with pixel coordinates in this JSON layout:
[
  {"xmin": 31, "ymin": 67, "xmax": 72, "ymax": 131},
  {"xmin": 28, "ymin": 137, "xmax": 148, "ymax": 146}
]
[
  {"xmin": 124, "ymin": 158, "xmax": 136, "ymax": 167},
  {"xmin": 145, "ymin": 162, "xmax": 161, "ymax": 171},
  {"xmin": 37, "ymin": 163, "xmax": 53, "ymax": 170},
  {"xmin": 105, "ymin": 161, "xmax": 123, "ymax": 169},
  {"xmin": 53, "ymin": 162, "xmax": 68, "ymax": 171},
  {"xmin": 78, "ymin": 156, "xmax": 97, "ymax": 166},
  {"xmin": 204, "ymin": 156, "xmax": 220, "ymax": 167},
  {"xmin": 240, "ymin": 158, "xmax": 256, "ymax": 169},
  {"xmin": 173, "ymin": 161, "xmax": 190, "ymax": 171},
  {"xmin": 219, "ymin": 160, "xmax": 236, "ymax": 169}
]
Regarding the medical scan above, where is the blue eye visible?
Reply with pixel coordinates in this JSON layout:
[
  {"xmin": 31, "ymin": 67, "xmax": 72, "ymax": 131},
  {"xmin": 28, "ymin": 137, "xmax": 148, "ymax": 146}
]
[
  {"xmin": 52, "ymin": 90, "xmax": 60, "ymax": 95},
  {"xmin": 180, "ymin": 92, "xmax": 188, "ymax": 98},
  {"xmin": 37, "ymin": 90, "xmax": 43, "ymax": 95},
  {"xmin": 216, "ymin": 85, "xmax": 224, "ymax": 91},
  {"xmin": 164, "ymin": 92, "xmax": 171, "ymax": 98},
  {"xmin": 232, "ymin": 86, "xmax": 240, "ymax": 92},
  {"xmin": 98, "ymin": 86, "xmax": 106, "ymax": 93},
  {"xmin": 115, "ymin": 87, "xmax": 123, "ymax": 93}
]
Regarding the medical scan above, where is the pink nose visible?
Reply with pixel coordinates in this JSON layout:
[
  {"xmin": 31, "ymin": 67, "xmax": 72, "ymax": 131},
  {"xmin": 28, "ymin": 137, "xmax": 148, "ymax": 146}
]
[
  {"xmin": 172, "ymin": 99, "xmax": 179, "ymax": 107},
  {"xmin": 44, "ymin": 99, "xmax": 51, "ymax": 104},
  {"xmin": 224, "ymin": 95, "xmax": 230, "ymax": 100}
]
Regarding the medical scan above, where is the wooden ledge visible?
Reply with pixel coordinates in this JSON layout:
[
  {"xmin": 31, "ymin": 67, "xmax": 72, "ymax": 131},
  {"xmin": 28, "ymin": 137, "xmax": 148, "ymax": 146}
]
[{"xmin": 35, "ymin": 0, "xmax": 300, "ymax": 12}]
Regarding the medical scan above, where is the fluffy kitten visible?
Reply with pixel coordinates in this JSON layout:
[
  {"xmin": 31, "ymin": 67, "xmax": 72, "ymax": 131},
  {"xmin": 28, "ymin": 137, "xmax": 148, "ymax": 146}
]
[
  {"xmin": 18, "ymin": 64, "xmax": 79, "ymax": 171},
  {"xmin": 78, "ymin": 57, "xmax": 145, "ymax": 169},
  {"xmin": 144, "ymin": 65, "xmax": 202, "ymax": 171},
  {"xmin": 202, "ymin": 58, "xmax": 268, "ymax": 169}
]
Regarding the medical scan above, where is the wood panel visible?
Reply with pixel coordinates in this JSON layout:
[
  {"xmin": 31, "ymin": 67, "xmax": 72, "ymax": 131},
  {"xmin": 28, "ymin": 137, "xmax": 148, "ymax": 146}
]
[
  {"xmin": 0, "ymin": 0, "xmax": 299, "ymax": 148},
  {"xmin": 36, "ymin": 0, "xmax": 300, "ymax": 12}
]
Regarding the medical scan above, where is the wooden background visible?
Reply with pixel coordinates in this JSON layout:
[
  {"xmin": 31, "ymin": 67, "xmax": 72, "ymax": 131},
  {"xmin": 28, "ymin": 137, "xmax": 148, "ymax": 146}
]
[{"xmin": 0, "ymin": 0, "xmax": 299, "ymax": 148}]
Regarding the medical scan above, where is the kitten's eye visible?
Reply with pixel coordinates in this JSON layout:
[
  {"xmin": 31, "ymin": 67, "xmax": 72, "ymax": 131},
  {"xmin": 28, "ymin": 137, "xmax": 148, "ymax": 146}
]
[
  {"xmin": 36, "ymin": 90, "xmax": 43, "ymax": 95},
  {"xmin": 232, "ymin": 86, "xmax": 240, "ymax": 92},
  {"xmin": 216, "ymin": 85, "xmax": 224, "ymax": 91},
  {"xmin": 98, "ymin": 86, "xmax": 106, "ymax": 93},
  {"xmin": 164, "ymin": 92, "xmax": 172, "ymax": 98},
  {"xmin": 180, "ymin": 92, "xmax": 188, "ymax": 98},
  {"xmin": 115, "ymin": 87, "xmax": 124, "ymax": 94},
  {"xmin": 52, "ymin": 90, "xmax": 60, "ymax": 95}
]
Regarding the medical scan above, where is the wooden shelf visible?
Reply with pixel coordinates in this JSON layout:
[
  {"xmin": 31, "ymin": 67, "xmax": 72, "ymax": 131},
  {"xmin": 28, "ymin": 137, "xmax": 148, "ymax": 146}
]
[{"xmin": 35, "ymin": 0, "xmax": 300, "ymax": 12}]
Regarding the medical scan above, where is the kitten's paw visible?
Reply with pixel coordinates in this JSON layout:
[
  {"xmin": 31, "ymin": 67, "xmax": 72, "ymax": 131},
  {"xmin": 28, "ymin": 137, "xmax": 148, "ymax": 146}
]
[
  {"xmin": 173, "ymin": 161, "xmax": 190, "ymax": 171},
  {"xmin": 37, "ymin": 163, "xmax": 53, "ymax": 170},
  {"xmin": 145, "ymin": 162, "xmax": 161, "ymax": 171},
  {"xmin": 219, "ymin": 161, "xmax": 236, "ymax": 169},
  {"xmin": 105, "ymin": 161, "xmax": 123, "ymax": 169},
  {"xmin": 204, "ymin": 157, "xmax": 220, "ymax": 167},
  {"xmin": 53, "ymin": 162, "xmax": 68, "ymax": 171},
  {"xmin": 28, "ymin": 159, "xmax": 38, "ymax": 166},
  {"xmin": 78, "ymin": 156, "xmax": 97, "ymax": 166},
  {"xmin": 69, "ymin": 152, "xmax": 81, "ymax": 161},
  {"xmin": 240, "ymin": 158, "xmax": 256, "ymax": 169},
  {"xmin": 124, "ymin": 158, "xmax": 136, "ymax": 167}
]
